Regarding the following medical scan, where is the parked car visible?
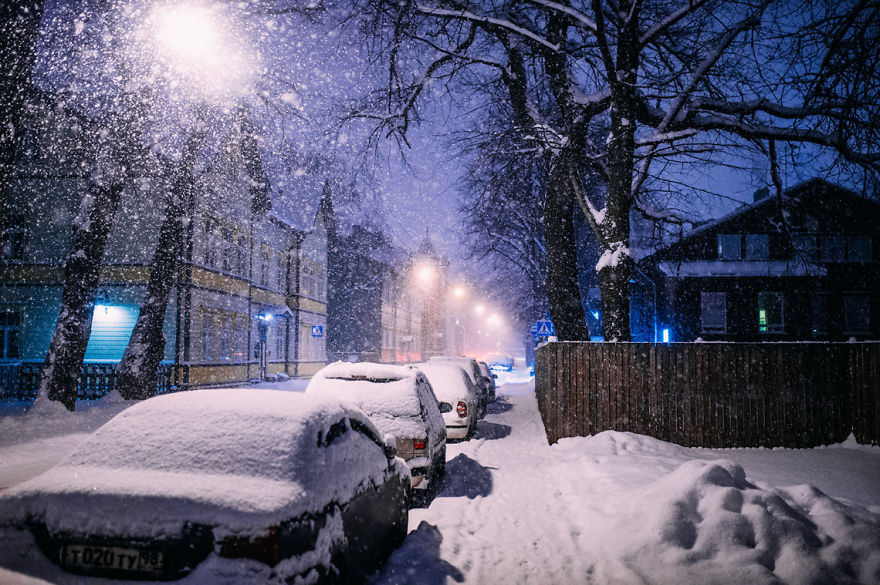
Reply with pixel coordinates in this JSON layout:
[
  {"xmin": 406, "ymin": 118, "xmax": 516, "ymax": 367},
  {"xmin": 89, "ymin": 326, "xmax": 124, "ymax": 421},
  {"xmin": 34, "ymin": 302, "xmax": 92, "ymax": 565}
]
[
  {"xmin": 487, "ymin": 354, "xmax": 514, "ymax": 372},
  {"xmin": 414, "ymin": 362, "xmax": 481, "ymax": 441},
  {"xmin": 0, "ymin": 389, "xmax": 410, "ymax": 585},
  {"xmin": 428, "ymin": 356, "xmax": 490, "ymax": 416},
  {"xmin": 307, "ymin": 362, "xmax": 448, "ymax": 490},
  {"xmin": 477, "ymin": 361, "xmax": 497, "ymax": 402}
]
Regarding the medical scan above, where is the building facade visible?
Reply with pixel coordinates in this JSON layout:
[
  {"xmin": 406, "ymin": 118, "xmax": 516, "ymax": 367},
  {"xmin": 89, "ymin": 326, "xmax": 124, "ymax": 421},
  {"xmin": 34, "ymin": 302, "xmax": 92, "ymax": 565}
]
[
  {"xmin": 634, "ymin": 180, "xmax": 880, "ymax": 342},
  {"xmin": 0, "ymin": 97, "xmax": 328, "ymax": 393}
]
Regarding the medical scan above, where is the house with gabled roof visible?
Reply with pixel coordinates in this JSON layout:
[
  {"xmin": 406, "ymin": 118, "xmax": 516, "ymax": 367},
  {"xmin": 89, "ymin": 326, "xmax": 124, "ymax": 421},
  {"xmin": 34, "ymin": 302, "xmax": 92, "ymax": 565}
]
[{"xmin": 633, "ymin": 179, "xmax": 880, "ymax": 342}]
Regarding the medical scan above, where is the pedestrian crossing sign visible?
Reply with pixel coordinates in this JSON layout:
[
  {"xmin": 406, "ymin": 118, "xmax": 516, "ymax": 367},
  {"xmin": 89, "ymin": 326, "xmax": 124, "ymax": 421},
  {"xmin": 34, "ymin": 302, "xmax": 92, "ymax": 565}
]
[{"xmin": 535, "ymin": 319, "xmax": 554, "ymax": 336}]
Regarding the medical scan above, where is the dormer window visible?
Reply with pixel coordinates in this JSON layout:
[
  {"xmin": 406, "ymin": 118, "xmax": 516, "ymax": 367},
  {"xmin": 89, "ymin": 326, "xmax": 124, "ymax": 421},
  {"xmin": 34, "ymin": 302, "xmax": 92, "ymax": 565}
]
[{"xmin": 718, "ymin": 234, "xmax": 741, "ymax": 260}]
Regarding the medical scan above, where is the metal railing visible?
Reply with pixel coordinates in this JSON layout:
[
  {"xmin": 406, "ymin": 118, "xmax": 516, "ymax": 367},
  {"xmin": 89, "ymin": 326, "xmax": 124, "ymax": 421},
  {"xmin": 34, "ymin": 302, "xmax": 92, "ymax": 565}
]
[{"xmin": 0, "ymin": 361, "xmax": 175, "ymax": 402}]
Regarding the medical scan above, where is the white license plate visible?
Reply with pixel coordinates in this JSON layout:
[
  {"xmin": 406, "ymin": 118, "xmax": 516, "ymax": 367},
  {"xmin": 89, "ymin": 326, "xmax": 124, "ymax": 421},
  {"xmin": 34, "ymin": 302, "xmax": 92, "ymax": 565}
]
[{"xmin": 61, "ymin": 544, "xmax": 164, "ymax": 574}]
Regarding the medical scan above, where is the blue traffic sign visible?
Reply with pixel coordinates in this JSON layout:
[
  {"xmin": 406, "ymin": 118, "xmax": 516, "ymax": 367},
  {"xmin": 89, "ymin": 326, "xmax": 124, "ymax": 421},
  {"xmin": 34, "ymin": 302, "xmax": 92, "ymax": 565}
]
[
  {"xmin": 311, "ymin": 325, "xmax": 324, "ymax": 337},
  {"xmin": 534, "ymin": 319, "xmax": 554, "ymax": 336}
]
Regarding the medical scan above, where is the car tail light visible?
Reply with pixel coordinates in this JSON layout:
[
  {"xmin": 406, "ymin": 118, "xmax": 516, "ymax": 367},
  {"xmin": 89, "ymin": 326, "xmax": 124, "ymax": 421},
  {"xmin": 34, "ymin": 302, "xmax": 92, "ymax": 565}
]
[
  {"xmin": 413, "ymin": 439, "xmax": 426, "ymax": 451},
  {"xmin": 456, "ymin": 401, "xmax": 468, "ymax": 418},
  {"xmin": 220, "ymin": 526, "xmax": 280, "ymax": 566}
]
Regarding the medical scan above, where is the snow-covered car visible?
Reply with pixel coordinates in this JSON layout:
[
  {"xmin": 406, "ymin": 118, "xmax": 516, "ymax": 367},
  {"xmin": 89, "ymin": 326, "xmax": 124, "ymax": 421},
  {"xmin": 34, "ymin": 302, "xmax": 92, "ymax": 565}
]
[
  {"xmin": 428, "ymin": 356, "xmax": 490, "ymax": 416},
  {"xmin": 0, "ymin": 390, "xmax": 410, "ymax": 585},
  {"xmin": 414, "ymin": 362, "xmax": 481, "ymax": 441},
  {"xmin": 487, "ymin": 354, "xmax": 514, "ymax": 372},
  {"xmin": 307, "ymin": 362, "xmax": 448, "ymax": 490},
  {"xmin": 477, "ymin": 361, "xmax": 497, "ymax": 402}
]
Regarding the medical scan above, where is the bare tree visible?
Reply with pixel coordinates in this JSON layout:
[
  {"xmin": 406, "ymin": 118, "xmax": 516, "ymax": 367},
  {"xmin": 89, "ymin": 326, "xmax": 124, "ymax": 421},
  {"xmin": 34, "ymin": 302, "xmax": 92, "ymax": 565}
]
[{"xmin": 347, "ymin": 0, "xmax": 879, "ymax": 340}]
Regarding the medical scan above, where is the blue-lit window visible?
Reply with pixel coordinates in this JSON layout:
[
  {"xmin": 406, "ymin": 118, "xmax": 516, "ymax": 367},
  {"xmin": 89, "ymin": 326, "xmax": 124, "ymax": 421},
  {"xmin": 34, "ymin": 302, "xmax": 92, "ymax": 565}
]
[
  {"xmin": 84, "ymin": 305, "xmax": 139, "ymax": 361},
  {"xmin": 0, "ymin": 310, "xmax": 21, "ymax": 359}
]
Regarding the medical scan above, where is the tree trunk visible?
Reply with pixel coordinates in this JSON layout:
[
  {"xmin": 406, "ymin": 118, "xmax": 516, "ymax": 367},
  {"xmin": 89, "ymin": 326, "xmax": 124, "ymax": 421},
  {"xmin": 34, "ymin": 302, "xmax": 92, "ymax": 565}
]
[
  {"xmin": 544, "ymin": 155, "xmax": 589, "ymax": 341},
  {"xmin": 116, "ymin": 131, "xmax": 203, "ymax": 400},
  {"xmin": 36, "ymin": 183, "xmax": 124, "ymax": 410},
  {"xmin": 0, "ymin": 0, "xmax": 44, "ymax": 248}
]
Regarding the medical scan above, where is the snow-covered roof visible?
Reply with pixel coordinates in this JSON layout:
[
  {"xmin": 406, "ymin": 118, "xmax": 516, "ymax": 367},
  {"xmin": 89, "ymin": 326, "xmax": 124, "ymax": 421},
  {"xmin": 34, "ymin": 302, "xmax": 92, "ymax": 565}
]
[
  {"xmin": 658, "ymin": 260, "xmax": 827, "ymax": 278},
  {"xmin": 0, "ymin": 390, "xmax": 395, "ymax": 534}
]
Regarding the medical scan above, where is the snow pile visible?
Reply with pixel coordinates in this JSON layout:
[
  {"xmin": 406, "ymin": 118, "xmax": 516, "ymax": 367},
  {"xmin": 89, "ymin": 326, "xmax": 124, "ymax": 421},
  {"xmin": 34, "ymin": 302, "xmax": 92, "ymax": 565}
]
[{"xmin": 306, "ymin": 362, "xmax": 428, "ymax": 439}]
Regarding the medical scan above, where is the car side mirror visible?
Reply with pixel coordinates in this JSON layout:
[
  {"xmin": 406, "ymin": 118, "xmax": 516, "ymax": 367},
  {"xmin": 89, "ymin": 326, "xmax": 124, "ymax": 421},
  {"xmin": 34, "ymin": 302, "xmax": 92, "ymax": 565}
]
[
  {"xmin": 438, "ymin": 402, "xmax": 453, "ymax": 413},
  {"xmin": 383, "ymin": 434, "xmax": 398, "ymax": 459}
]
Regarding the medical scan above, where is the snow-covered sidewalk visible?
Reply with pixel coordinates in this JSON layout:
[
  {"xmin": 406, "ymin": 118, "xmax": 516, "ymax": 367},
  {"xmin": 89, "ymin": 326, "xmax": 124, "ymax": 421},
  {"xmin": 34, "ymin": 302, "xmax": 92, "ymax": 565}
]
[{"xmin": 374, "ymin": 380, "xmax": 880, "ymax": 585}]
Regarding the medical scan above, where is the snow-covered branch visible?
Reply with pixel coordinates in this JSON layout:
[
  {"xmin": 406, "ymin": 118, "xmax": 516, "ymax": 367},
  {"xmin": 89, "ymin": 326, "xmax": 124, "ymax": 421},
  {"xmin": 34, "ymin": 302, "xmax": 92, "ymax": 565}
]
[
  {"xmin": 639, "ymin": 0, "xmax": 712, "ymax": 46},
  {"xmin": 525, "ymin": 0, "xmax": 597, "ymax": 33},
  {"xmin": 416, "ymin": 4, "xmax": 560, "ymax": 52}
]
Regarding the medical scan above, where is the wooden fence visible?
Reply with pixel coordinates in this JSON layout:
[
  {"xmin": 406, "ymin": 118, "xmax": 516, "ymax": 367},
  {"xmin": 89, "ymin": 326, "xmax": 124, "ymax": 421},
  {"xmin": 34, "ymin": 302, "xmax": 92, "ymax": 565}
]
[{"xmin": 535, "ymin": 342, "xmax": 880, "ymax": 448}]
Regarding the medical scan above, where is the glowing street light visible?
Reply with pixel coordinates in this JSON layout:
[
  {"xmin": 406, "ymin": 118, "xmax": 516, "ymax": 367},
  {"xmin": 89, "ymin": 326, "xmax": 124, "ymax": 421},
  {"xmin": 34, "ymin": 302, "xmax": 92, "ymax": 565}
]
[
  {"xmin": 452, "ymin": 285, "xmax": 466, "ymax": 299},
  {"xmin": 474, "ymin": 304, "xmax": 485, "ymax": 316},
  {"xmin": 146, "ymin": 2, "xmax": 254, "ymax": 100}
]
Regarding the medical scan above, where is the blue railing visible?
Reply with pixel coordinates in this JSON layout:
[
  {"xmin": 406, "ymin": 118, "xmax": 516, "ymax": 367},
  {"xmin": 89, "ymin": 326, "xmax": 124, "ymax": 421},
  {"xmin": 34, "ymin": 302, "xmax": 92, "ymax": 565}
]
[{"xmin": 0, "ymin": 361, "xmax": 175, "ymax": 402}]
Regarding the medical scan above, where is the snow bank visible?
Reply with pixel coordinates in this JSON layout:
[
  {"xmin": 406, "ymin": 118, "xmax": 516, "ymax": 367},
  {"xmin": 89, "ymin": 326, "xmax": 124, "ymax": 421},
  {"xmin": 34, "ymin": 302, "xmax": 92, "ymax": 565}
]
[{"xmin": 557, "ymin": 432, "xmax": 880, "ymax": 585}]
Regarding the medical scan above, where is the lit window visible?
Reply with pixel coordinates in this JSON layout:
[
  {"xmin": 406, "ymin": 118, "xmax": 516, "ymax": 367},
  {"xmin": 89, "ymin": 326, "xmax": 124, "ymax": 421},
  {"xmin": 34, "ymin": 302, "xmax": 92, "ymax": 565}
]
[
  {"xmin": 701, "ymin": 292, "xmax": 727, "ymax": 333},
  {"xmin": 718, "ymin": 235, "xmax": 741, "ymax": 261},
  {"xmin": 844, "ymin": 293, "xmax": 870, "ymax": 334},
  {"xmin": 757, "ymin": 292, "xmax": 784, "ymax": 333},
  {"xmin": 745, "ymin": 234, "xmax": 769, "ymax": 260},
  {"xmin": 275, "ymin": 324, "xmax": 284, "ymax": 360}
]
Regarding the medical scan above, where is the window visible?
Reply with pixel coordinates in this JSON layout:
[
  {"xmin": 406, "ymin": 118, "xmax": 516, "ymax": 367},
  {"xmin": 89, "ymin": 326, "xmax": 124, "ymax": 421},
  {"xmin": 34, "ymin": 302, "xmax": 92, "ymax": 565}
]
[
  {"xmin": 203, "ymin": 219, "xmax": 218, "ymax": 268},
  {"xmin": 757, "ymin": 292, "xmax": 784, "ymax": 333},
  {"xmin": 274, "ymin": 324, "xmax": 285, "ymax": 360},
  {"xmin": 276, "ymin": 252, "xmax": 286, "ymax": 291},
  {"xmin": 201, "ymin": 312, "xmax": 216, "ymax": 362},
  {"xmin": 745, "ymin": 234, "xmax": 769, "ymax": 260},
  {"xmin": 811, "ymin": 294, "xmax": 828, "ymax": 335},
  {"xmin": 844, "ymin": 293, "xmax": 870, "ymax": 334},
  {"xmin": 0, "ymin": 310, "xmax": 21, "ymax": 359},
  {"xmin": 260, "ymin": 245, "xmax": 270, "ymax": 287},
  {"xmin": 701, "ymin": 292, "xmax": 727, "ymax": 333},
  {"xmin": 718, "ymin": 235, "xmax": 741, "ymax": 261},
  {"xmin": 222, "ymin": 228, "xmax": 235, "ymax": 273},
  {"xmin": 236, "ymin": 235, "xmax": 248, "ymax": 276},
  {"xmin": 847, "ymin": 235, "xmax": 872, "ymax": 263},
  {"xmin": 234, "ymin": 317, "xmax": 247, "ymax": 362},
  {"xmin": 220, "ymin": 314, "xmax": 233, "ymax": 361},
  {"xmin": 820, "ymin": 235, "xmax": 846, "ymax": 262},
  {"xmin": 2, "ymin": 215, "xmax": 27, "ymax": 261},
  {"xmin": 299, "ymin": 323, "xmax": 313, "ymax": 361},
  {"xmin": 301, "ymin": 261, "xmax": 314, "ymax": 298}
]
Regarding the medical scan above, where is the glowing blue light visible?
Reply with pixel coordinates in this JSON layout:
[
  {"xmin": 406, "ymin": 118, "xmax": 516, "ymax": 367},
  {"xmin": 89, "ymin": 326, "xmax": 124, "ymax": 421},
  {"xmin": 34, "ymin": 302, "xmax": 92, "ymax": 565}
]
[
  {"xmin": 592, "ymin": 311, "xmax": 599, "ymax": 319},
  {"xmin": 662, "ymin": 328, "xmax": 670, "ymax": 343}
]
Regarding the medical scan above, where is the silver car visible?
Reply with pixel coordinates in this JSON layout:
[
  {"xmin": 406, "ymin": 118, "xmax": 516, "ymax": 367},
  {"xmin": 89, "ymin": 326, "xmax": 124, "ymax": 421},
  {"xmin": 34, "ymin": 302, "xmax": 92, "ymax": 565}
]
[
  {"xmin": 414, "ymin": 362, "xmax": 481, "ymax": 440},
  {"xmin": 307, "ymin": 361, "xmax": 449, "ymax": 490}
]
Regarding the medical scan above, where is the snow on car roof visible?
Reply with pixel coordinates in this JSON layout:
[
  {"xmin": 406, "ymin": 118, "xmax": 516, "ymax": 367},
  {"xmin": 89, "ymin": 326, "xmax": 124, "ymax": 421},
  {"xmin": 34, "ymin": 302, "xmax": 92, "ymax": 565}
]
[
  {"xmin": 413, "ymin": 362, "xmax": 474, "ymax": 403},
  {"xmin": 0, "ymin": 390, "xmax": 392, "ymax": 534},
  {"xmin": 306, "ymin": 362, "xmax": 427, "ymax": 439},
  {"xmin": 428, "ymin": 356, "xmax": 479, "ymax": 383}
]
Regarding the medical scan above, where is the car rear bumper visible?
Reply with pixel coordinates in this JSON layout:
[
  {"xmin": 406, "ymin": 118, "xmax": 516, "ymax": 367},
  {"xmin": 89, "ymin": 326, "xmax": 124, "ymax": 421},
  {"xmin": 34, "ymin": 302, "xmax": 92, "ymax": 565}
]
[{"xmin": 445, "ymin": 425, "xmax": 470, "ymax": 440}]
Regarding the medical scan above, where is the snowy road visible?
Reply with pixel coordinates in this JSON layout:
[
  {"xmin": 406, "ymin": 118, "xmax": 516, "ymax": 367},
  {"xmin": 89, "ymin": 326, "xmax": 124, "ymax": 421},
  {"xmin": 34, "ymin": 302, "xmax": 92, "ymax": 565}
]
[
  {"xmin": 1, "ymin": 376, "xmax": 879, "ymax": 585},
  {"xmin": 373, "ymin": 378, "xmax": 880, "ymax": 585}
]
